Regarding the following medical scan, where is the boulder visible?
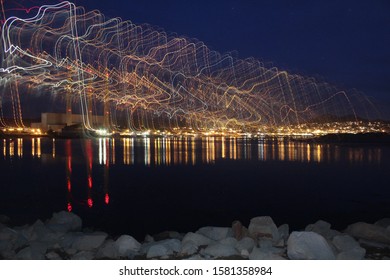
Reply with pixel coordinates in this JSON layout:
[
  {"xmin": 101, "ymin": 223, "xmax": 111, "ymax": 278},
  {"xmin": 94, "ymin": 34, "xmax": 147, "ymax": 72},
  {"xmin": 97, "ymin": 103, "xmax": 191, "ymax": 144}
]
[
  {"xmin": 147, "ymin": 244, "xmax": 170, "ymax": 259},
  {"xmin": 47, "ymin": 211, "xmax": 82, "ymax": 232},
  {"xmin": 374, "ymin": 218, "xmax": 390, "ymax": 229},
  {"xmin": 305, "ymin": 220, "xmax": 339, "ymax": 239},
  {"xmin": 219, "ymin": 237, "xmax": 238, "ymax": 247},
  {"xmin": 182, "ymin": 232, "xmax": 214, "ymax": 246},
  {"xmin": 345, "ymin": 222, "xmax": 390, "ymax": 245},
  {"xmin": 114, "ymin": 235, "xmax": 141, "ymax": 257},
  {"xmin": 232, "ymin": 221, "xmax": 248, "ymax": 240},
  {"xmin": 15, "ymin": 241, "xmax": 47, "ymax": 260},
  {"xmin": 332, "ymin": 235, "xmax": 362, "ymax": 252},
  {"xmin": 287, "ymin": 231, "xmax": 336, "ymax": 260},
  {"xmin": 203, "ymin": 243, "xmax": 238, "ymax": 258},
  {"xmin": 278, "ymin": 224, "xmax": 289, "ymax": 241},
  {"xmin": 96, "ymin": 240, "xmax": 119, "ymax": 259},
  {"xmin": 336, "ymin": 247, "xmax": 366, "ymax": 260},
  {"xmin": 71, "ymin": 232, "xmax": 108, "ymax": 251},
  {"xmin": 140, "ymin": 239, "xmax": 181, "ymax": 255},
  {"xmin": 235, "ymin": 237, "xmax": 255, "ymax": 253},
  {"xmin": 180, "ymin": 240, "xmax": 198, "ymax": 256},
  {"xmin": 248, "ymin": 216, "xmax": 280, "ymax": 244},
  {"xmin": 196, "ymin": 226, "xmax": 233, "ymax": 241}
]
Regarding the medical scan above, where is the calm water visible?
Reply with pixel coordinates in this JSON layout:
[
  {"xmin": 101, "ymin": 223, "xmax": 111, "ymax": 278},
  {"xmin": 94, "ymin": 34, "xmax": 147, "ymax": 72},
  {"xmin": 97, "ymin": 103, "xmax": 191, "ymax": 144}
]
[{"xmin": 0, "ymin": 136, "xmax": 389, "ymax": 239}]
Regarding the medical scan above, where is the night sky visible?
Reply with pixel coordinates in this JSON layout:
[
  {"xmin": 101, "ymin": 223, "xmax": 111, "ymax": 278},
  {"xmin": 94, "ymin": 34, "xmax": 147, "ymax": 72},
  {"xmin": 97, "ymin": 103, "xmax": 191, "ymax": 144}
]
[{"xmin": 3, "ymin": 0, "xmax": 390, "ymax": 103}]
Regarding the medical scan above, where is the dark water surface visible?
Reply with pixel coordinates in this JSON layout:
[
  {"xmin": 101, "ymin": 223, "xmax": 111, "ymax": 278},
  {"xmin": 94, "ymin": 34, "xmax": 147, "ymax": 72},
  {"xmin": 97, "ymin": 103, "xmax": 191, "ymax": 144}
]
[{"xmin": 0, "ymin": 136, "xmax": 389, "ymax": 240}]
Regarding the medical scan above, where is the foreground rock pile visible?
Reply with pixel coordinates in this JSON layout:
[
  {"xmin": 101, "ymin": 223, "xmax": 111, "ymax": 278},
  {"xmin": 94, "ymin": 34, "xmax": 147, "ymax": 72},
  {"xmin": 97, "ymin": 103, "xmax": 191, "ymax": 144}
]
[{"xmin": 0, "ymin": 212, "xmax": 389, "ymax": 260}]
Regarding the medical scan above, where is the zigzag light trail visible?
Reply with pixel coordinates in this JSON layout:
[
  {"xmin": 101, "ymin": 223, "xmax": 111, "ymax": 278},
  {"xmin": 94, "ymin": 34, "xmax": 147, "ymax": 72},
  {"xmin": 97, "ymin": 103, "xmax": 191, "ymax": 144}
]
[{"xmin": 0, "ymin": 1, "xmax": 380, "ymax": 136}]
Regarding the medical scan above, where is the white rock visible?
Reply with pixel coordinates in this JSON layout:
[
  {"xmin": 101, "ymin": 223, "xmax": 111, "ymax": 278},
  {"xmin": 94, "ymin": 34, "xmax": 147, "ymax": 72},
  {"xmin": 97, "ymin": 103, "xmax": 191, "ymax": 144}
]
[
  {"xmin": 180, "ymin": 241, "xmax": 198, "ymax": 256},
  {"xmin": 47, "ymin": 211, "xmax": 82, "ymax": 233},
  {"xmin": 278, "ymin": 224, "xmax": 289, "ymax": 241},
  {"xmin": 182, "ymin": 232, "xmax": 214, "ymax": 246},
  {"xmin": 240, "ymin": 249, "xmax": 250, "ymax": 257},
  {"xmin": 96, "ymin": 240, "xmax": 118, "ymax": 259},
  {"xmin": 287, "ymin": 231, "xmax": 336, "ymax": 260},
  {"xmin": 141, "ymin": 239, "xmax": 181, "ymax": 255},
  {"xmin": 332, "ymin": 235, "xmax": 361, "ymax": 252},
  {"xmin": 345, "ymin": 222, "xmax": 390, "ymax": 245},
  {"xmin": 219, "ymin": 237, "xmax": 237, "ymax": 247},
  {"xmin": 115, "ymin": 235, "xmax": 141, "ymax": 257},
  {"xmin": 196, "ymin": 227, "xmax": 233, "ymax": 241},
  {"xmin": 336, "ymin": 247, "xmax": 366, "ymax": 260},
  {"xmin": 235, "ymin": 237, "xmax": 255, "ymax": 253},
  {"xmin": 305, "ymin": 220, "xmax": 339, "ymax": 239},
  {"xmin": 71, "ymin": 232, "xmax": 108, "ymax": 251},
  {"xmin": 147, "ymin": 244, "xmax": 170, "ymax": 259},
  {"xmin": 203, "ymin": 243, "xmax": 238, "ymax": 258},
  {"xmin": 248, "ymin": 216, "xmax": 280, "ymax": 244}
]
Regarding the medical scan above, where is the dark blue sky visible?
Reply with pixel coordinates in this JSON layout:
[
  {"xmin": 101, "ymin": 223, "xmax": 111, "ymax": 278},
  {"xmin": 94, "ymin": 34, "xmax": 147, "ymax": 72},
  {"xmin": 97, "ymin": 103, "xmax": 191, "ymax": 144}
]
[{"xmin": 4, "ymin": 0, "xmax": 390, "ymax": 102}]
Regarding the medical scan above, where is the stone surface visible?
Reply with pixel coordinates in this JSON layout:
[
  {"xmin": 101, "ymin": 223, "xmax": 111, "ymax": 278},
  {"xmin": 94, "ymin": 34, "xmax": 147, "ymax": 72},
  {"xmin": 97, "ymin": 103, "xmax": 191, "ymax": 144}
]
[
  {"xmin": 219, "ymin": 237, "xmax": 237, "ymax": 247},
  {"xmin": 232, "ymin": 220, "xmax": 248, "ymax": 240},
  {"xmin": 235, "ymin": 237, "xmax": 255, "ymax": 253},
  {"xmin": 278, "ymin": 224, "xmax": 289, "ymax": 241},
  {"xmin": 332, "ymin": 235, "xmax": 361, "ymax": 252},
  {"xmin": 287, "ymin": 231, "xmax": 336, "ymax": 260},
  {"xmin": 140, "ymin": 239, "xmax": 181, "ymax": 255},
  {"xmin": 71, "ymin": 232, "xmax": 108, "ymax": 251},
  {"xmin": 147, "ymin": 244, "xmax": 170, "ymax": 258},
  {"xmin": 248, "ymin": 216, "xmax": 280, "ymax": 244},
  {"xmin": 196, "ymin": 226, "xmax": 233, "ymax": 241},
  {"xmin": 336, "ymin": 247, "xmax": 366, "ymax": 260},
  {"xmin": 96, "ymin": 240, "xmax": 118, "ymax": 259},
  {"xmin": 305, "ymin": 220, "xmax": 339, "ymax": 239},
  {"xmin": 203, "ymin": 243, "xmax": 238, "ymax": 258},
  {"xmin": 47, "ymin": 211, "xmax": 82, "ymax": 233},
  {"xmin": 115, "ymin": 235, "xmax": 141, "ymax": 257},
  {"xmin": 45, "ymin": 251, "xmax": 62, "ymax": 260},
  {"xmin": 345, "ymin": 222, "xmax": 390, "ymax": 245},
  {"xmin": 182, "ymin": 232, "xmax": 214, "ymax": 246},
  {"xmin": 180, "ymin": 241, "xmax": 199, "ymax": 256}
]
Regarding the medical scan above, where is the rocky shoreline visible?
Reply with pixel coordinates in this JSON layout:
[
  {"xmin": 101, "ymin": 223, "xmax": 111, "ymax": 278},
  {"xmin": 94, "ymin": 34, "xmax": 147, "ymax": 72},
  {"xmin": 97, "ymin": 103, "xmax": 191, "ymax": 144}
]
[{"xmin": 0, "ymin": 212, "xmax": 389, "ymax": 260}]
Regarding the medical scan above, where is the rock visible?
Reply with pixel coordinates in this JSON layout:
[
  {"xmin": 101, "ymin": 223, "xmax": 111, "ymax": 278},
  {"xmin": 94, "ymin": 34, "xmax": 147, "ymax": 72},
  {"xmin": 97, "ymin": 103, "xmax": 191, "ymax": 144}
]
[
  {"xmin": 240, "ymin": 249, "xmax": 250, "ymax": 257},
  {"xmin": 140, "ymin": 239, "xmax": 181, "ymax": 255},
  {"xmin": 278, "ymin": 224, "xmax": 289, "ymax": 241},
  {"xmin": 114, "ymin": 235, "xmax": 141, "ymax": 257},
  {"xmin": 374, "ymin": 218, "xmax": 390, "ymax": 229},
  {"xmin": 182, "ymin": 232, "xmax": 214, "ymax": 246},
  {"xmin": 147, "ymin": 244, "xmax": 170, "ymax": 259},
  {"xmin": 71, "ymin": 232, "xmax": 108, "ymax": 251},
  {"xmin": 180, "ymin": 241, "xmax": 198, "ymax": 256},
  {"xmin": 60, "ymin": 232, "xmax": 80, "ymax": 249},
  {"xmin": 232, "ymin": 221, "xmax": 248, "ymax": 240},
  {"xmin": 153, "ymin": 231, "xmax": 183, "ymax": 241},
  {"xmin": 336, "ymin": 247, "xmax": 366, "ymax": 260},
  {"xmin": 203, "ymin": 243, "xmax": 238, "ymax": 258},
  {"xmin": 287, "ymin": 231, "xmax": 336, "ymax": 260},
  {"xmin": 196, "ymin": 226, "xmax": 233, "ymax": 241},
  {"xmin": 96, "ymin": 240, "xmax": 118, "ymax": 259},
  {"xmin": 249, "ymin": 247, "xmax": 286, "ymax": 260},
  {"xmin": 0, "ymin": 227, "xmax": 18, "ymax": 241},
  {"xmin": 248, "ymin": 216, "xmax": 280, "ymax": 244},
  {"xmin": 45, "ymin": 251, "xmax": 62, "ymax": 260},
  {"xmin": 345, "ymin": 222, "xmax": 390, "ymax": 245},
  {"xmin": 332, "ymin": 235, "xmax": 361, "ymax": 252},
  {"xmin": 219, "ymin": 237, "xmax": 238, "ymax": 247},
  {"xmin": 144, "ymin": 234, "xmax": 154, "ymax": 243},
  {"xmin": 185, "ymin": 254, "xmax": 205, "ymax": 260},
  {"xmin": 305, "ymin": 220, "xmax": 339, "ymax": 239},
  {"xmin": 15, "ymin": 241, "xmax": 47, "ymax": 260},
  {"xmin": 235, "ymin": 237, "xmax": 255, "ymax": 253},
  {"xmin": 71, "ymin": 251, "xmax": 95, "ymax": 260},
  {"xmin": 47, "ymin": 211, "xmax": 82, "ymax": 233}
]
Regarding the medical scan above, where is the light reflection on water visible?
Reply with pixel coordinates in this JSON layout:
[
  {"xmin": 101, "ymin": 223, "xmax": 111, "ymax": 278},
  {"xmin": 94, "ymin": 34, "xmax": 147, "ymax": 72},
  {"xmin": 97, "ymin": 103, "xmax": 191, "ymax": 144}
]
[{"xmin": 0, "ymin": 136, "xmax": 384, "ymax": 165}]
